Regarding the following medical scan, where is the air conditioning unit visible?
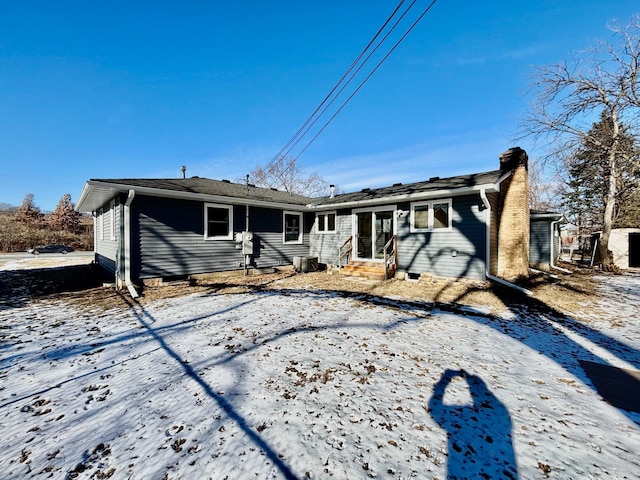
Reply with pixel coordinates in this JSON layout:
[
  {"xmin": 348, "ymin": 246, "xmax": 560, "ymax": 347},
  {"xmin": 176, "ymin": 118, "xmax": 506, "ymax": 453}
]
[{"xmin": 293, "ymin": 256, "xmax": 318, "ymax": 273}]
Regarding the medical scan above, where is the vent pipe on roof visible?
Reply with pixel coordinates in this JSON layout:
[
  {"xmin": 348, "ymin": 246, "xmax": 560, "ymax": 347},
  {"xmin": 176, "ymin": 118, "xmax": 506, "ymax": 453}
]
[
  {"xmin": 330, "ymin": 184, "xmax": 335, "ymax": 198},
  {"xmin": 181, "ymin": 165, "xmax": 186, "ymax": 179}
]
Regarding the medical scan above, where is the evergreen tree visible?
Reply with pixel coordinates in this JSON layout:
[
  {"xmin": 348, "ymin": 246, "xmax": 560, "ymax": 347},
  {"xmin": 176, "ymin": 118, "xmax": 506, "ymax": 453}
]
[
  {"xmin": 561, "ymin": 112, "xmax": 640, "ymax": 233},
  {"xmin": 49, "ymin": 193, "xmax": 81, "ymax": 232},
  {"xmin": 15, "ymin": 193, "xmax": 43, "ymax": 226}
]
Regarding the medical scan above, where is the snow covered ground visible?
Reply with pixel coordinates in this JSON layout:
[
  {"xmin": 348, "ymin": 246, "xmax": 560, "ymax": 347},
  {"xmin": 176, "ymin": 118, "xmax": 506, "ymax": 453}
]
[{"xmin": 1, "ymin": 274, "xmax": 639, "ymax": 479}]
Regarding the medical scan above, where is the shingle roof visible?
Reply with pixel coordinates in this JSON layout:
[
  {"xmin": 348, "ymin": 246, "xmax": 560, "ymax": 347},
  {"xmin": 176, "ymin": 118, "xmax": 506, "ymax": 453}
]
[
  {"xmin": 78, "ymin": 169, "xmax": 506, "ymax": 212},
  {"xmin": 313, "ymin": 169, "xmax": 504, "ymax": 206},
  {"xmin": 92, "ymin": 177, "xmax": 314, "ymax": 205}
]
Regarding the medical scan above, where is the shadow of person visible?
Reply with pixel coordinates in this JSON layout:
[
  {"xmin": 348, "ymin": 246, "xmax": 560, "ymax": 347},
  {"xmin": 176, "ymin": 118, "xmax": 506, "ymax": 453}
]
[{"xmin": 428, "ymin": 369, "xmax": 518, "ymax": 480}]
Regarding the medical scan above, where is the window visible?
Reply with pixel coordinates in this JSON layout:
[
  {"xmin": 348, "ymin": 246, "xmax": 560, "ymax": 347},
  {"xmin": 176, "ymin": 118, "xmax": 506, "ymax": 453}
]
[
  {"xmin": 413, "ymin": 204, "xmax": 429, "ymax": 230},
  {"xmin": 97, "ymin": 208, "xmax": 104, "ymax": 241},
  {"xmin": 109, "ymin": 200, "xmax": 116, "ymax": 240},
  {"xmin": 283, "ymin": 211, "xmax": 303, "ymax": 244},
  {"xmin": 205, "ymin": 203, "xmax": 233, "ymax": 240},
  {"xmin": 410, "ymin": 200, "xmax": 452, "ymax": 232},
  {"xmin": 316, "ymin": 211, "xmax": 336, "ymax": 233},
  {"xmin": 433, "ymin": 202, "xmax": 449, "ymax": 229}
]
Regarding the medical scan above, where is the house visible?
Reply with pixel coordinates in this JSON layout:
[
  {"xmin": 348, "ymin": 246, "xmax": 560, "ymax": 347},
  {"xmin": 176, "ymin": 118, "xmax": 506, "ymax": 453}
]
[{"xmin": 76, "ymin": 147, "xmax": 554, "ymax": 295}]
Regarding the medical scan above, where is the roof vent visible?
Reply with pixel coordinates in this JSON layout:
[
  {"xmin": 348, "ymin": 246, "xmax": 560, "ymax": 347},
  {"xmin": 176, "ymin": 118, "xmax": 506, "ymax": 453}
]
[
  {"xmin": 270, "ymin": 187, "xmax": 278, "ymax": 191},
  {"xmin": 221, "ymin": 179, "xmax": 231, "ymax": 183},
  {"xmin": 191, "ymin": 176, "xmax": 200, "ymax": 179},
  {"xmin": 429, "ymin": 176, "xmax": 440, "ymax": 182},
  {"xmin": 392, "ymin": 182, "xmax": 403, "ymax": 187},
  {"xmin": 361, "ymin": 188, "xmax": 371, "ymax": 192}
]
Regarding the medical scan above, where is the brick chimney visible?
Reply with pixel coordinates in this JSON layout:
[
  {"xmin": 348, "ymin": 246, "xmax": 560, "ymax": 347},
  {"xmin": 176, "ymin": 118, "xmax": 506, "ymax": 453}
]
[{"xmin": 497, "ymin": 147, "xmax": 530, "ymax": 280}]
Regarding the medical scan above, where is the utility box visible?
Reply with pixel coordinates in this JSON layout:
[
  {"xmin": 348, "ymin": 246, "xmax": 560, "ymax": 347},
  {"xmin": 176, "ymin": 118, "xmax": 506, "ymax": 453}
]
[
  {"xmin": 293, "ymin": 256, "xmax": 318, "ymax": 273},
  {"xmin": 235, "ymin": 231, "xmax": 254, "ymax": 255}
]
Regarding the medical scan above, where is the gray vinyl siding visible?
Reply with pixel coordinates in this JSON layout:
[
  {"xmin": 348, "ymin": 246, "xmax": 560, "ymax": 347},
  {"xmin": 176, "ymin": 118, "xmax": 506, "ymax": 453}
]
[
  {"xmin": 398, "ymin": 195, "xmax": 486, "ymax": 279},
  {"xmin": 132, "ymin": 196, "xmax": 310, "ymax": 279},
  {"xmin": 247, "ymin": 207, "xmax": 311, "ymax": 267},
  {"xmin": 309, "ymin": 209, "xmax": 352, "ymax": 265},
  {"xmin": 94, "ymin": 200, "xmax": 119, "ymax": 278},
  {"xmin": 530, "ymin": 219, "xmax": 551, "ymax": 267}
]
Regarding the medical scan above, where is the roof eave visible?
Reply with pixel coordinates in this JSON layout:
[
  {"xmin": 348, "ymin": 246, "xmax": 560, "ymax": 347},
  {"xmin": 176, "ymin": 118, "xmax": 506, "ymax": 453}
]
[
  {"xmin": 308, "ymin": 182, "xmax": 503, "ymax": 210},
  {"xmin": 76, "ymin": 180, "xmax": 310, "ymax": 212},
  {"xmin": 530, "ymin": 212, "xmax": 565, "ymax": 221}
]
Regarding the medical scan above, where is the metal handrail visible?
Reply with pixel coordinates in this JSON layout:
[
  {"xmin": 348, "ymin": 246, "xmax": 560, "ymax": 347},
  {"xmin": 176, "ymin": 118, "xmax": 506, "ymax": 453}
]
[
  {"xmin": 338, "ymin": 236, "xmax": 353, "ymax": 269},
  {"xmin": 383, "ymin": 235, "xmax": 398, "ymax": 280}
]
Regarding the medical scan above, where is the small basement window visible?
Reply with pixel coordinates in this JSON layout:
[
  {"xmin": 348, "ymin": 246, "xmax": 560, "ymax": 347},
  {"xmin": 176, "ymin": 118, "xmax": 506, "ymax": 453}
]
[
  {"xmin": 316, "ymin": 211, "xmax": 336, "ymax": 233},
  {"xmin": 205, "ymin": 203, "xmax": 233, "ymax": 240},
  {"xmin": 283, "ymin": 211, "xmax": 303, "ymax": 244}
]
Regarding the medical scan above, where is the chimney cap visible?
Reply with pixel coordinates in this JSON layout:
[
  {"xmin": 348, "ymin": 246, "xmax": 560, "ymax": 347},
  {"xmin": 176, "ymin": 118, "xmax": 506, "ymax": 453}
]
[{"xmin": 499, "ymin": 146, "xmax": 528, "ymax": 171}]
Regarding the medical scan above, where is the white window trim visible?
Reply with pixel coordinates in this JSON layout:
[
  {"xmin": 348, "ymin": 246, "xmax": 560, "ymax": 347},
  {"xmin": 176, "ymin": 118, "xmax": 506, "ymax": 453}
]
[
  {"xmin": 204, "ymin": 203, "xmax": 234, "ymax": 240},
  {"xmin": 283, "ymin": 210, "xmax": 303, "ymax": 244},
  {"xmin": 410, "ymin": 199, "xmax": 452, "ymax": 232},
  {"xmin": 98, "ymin": 208, "xmax": 104, "ymax": 241},
  {"xmin": 316, "ymin": 211, "xmax": 337, "ymax": 234},
  {"xmin": 109, "ymin": 200, "xmax": 116, "ymax": 240}
]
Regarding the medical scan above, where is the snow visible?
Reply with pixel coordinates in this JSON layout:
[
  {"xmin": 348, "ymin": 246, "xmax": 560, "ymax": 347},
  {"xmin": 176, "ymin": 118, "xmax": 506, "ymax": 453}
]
[
  {"xmin": 1, "ymin": 274, "xmax": 639, "ymax": 479},
  {"xmin": 0, "ymin": 254, "xmax": 93, "ymax": 271}
]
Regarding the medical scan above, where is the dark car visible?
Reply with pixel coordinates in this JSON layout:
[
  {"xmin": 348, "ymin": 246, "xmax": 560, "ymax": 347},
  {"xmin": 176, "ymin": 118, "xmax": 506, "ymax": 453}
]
[{"xmin": 28, "ymin": 244, "xmax": 74, "ymax": 255}]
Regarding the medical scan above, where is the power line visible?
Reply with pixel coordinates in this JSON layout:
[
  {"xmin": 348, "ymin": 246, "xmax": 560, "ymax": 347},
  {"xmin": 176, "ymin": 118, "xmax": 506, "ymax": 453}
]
[
  {"xmin": 269, "ymin": 0, "xmax": 439, "ymax": 167},
  {"xmin": 268, "ymin": 0, "xmax": 409, "ymax": 169},
  {"xmin": 277, "ymin": 0, "xmax": 419, "ymax": 163},
  {"xmin": 295, "ymin": 0, "xmax": 439, "ymax": 159}
]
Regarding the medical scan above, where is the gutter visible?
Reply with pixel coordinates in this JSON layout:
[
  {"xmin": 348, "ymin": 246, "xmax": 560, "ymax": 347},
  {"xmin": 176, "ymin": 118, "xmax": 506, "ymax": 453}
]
[
  {"xmin": 80, "ymin": 180, "xmax": 310, "ymax": 213},
  {"xmin": 480, "ymin": 188, "xmax": 533, "ymax": 296},
  {"xmin": 124, "ymin": 189, "xmax": 139, "ymax": 298},
  {"xmin": 310, "ymin": 183, "xmax": 502, "ymax": 210}
]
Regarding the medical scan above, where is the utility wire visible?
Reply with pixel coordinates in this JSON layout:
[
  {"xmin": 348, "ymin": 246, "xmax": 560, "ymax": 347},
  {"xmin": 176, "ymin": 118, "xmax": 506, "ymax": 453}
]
[
  {"xmin": 295, "ymin": 0, "xmax": 439, "ymax": 159},
  {"xmin": 278, "ymin": 0, "xmax": 419, "ymax": 162},
  {"xmin": 268, "ymin": 0, "xmax": 407, "ymax": 169},
  {"xmin": 270, "ymin": 0, "xmax": 439, "ymax": 167}
]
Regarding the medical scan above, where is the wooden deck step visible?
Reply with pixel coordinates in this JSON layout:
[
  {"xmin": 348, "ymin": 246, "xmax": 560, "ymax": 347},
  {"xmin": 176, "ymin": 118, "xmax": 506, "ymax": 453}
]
[{"xmin": 340, "ymin": 261, "xmax": 390, "ymax": 281}]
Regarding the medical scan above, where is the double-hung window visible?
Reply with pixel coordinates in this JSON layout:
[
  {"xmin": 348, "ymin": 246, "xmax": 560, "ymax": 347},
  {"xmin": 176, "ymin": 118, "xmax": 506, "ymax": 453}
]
[
  {"xmin": 410, "ymin": 200, "xmax": 452, "ymax": 232},
  {"xmin": 205, "ymin": 203, "xmax": 233, "ymax": 240},
  {"xmin": 316, "ymin": 211, "xmax": 336, "ymax": 234},
  {"xmin": 283, "ymin": 211, "xmax": 303, "ymax": 244}
]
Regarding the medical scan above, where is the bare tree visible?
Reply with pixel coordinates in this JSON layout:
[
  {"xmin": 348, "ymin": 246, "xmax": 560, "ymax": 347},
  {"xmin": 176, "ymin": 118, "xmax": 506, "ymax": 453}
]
[
  {"xmin": 249, "ymin": 157, "xmax": 329, "ymax": 198},
  {"xmin": 521, "ymin": 17, "xmax": 640, "ymax": 270},
  {"xmin": 528, "ymin": 159, "xmax": 561, "ymax": 211}
]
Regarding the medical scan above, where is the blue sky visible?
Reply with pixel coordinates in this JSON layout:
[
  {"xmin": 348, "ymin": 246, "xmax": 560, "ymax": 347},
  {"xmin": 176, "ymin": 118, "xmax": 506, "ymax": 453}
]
[{"xmin": 1, "ymin": 1, "xmax": 639, "ymax": 211}]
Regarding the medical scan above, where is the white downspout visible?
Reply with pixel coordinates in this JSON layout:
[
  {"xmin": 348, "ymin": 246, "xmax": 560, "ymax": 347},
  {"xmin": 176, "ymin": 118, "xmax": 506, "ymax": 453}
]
[
  {"xmin": 244, "ymin": 204, "xmax": 250, "ymax": 276},
  {"xmin": 550, "ymin": 218, "xmax": 572, "ymax": 274},
  {"xmin": 480, "ymin": 188, "xmax": 532, "ymax": 296},
  {"xmin": 124, "ymin": 189, "xmax": 139, "ymax": 298}
]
